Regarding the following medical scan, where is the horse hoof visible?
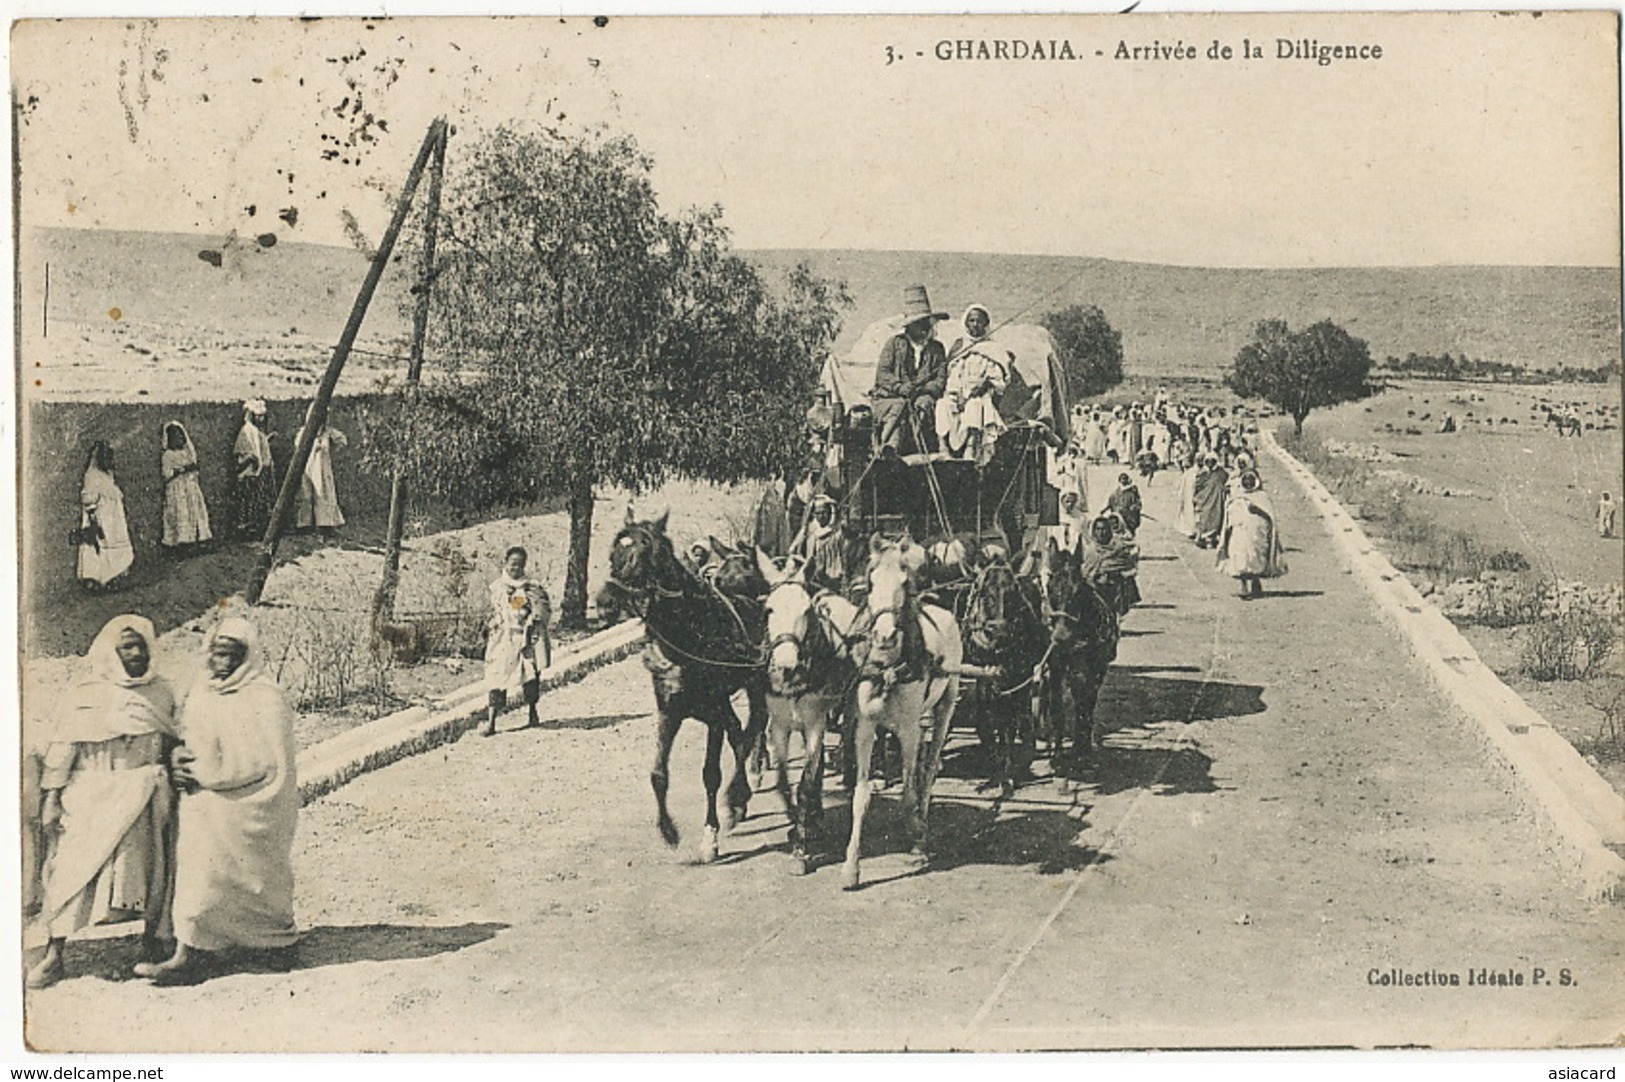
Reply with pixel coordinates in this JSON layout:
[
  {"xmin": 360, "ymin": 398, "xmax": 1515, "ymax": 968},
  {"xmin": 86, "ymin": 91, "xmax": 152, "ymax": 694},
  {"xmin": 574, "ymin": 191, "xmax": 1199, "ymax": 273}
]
[
  {"xmin": 999, "ymin": 779, "xmax": 1015, "ymax": 801},
  {"xmin": 699, "ymin": 826, "xmax": 720, "ymax": 864},
  {"xmin": 792, "ymin": 852, "xmax": 813, "ymax": 876},
  {"xmin": 841, "ymin": 865, "xmax": 861, "ymax": 892},
  {"xmin": 658, "ymin": 817, "xmax": 680, "ymax": 848},
  {"xmin": 907, "ymin": 847, "xmax": 930, "ymax": 869}
]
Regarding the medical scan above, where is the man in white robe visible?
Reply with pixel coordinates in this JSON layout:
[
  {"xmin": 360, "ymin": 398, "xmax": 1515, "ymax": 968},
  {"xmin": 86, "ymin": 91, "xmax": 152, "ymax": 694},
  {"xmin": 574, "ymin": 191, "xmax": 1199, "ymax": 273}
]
[
  {"xmin": 136, "ymin": 617, "xmax": 299, "ymax": 985},
  {"xmin": 29, "ymin": 616, "xmax": 178, "ymax": 988}
]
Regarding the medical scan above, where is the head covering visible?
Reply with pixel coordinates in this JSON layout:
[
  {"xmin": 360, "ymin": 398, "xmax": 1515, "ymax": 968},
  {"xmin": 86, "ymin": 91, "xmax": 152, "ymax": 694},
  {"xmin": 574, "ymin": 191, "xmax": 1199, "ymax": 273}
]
[
  {"xmin": 205, "ymin": 615, "xmax": 272, "ymax": 695},
  {"xmin": 53, "ymin": 615, "xmax": 175, "ymax": 744},
  {"xmin": 163, "ymin": 420, "xmax": 198, "ymax": 459},
  {"xmin": 84, "ymin": 439, "xmax": 113, "ymax": 473},
  {"xmin": 90, "ymin": 614, "xmax": 160, "ymax": 688},
  {"xmin": 898, "ymin": 284, "xmax": 948, "ymax": 326},
  {"xmin": 961, "ymin": 303, "xmax": 991, "ymax": 338},
  {"xmin": 1240, "ymin": 470, "xmax": 1262, "ymax": 492},
  {"xmin": 243, "ymin": 398, "xmax": 267, "ymax": 417}
]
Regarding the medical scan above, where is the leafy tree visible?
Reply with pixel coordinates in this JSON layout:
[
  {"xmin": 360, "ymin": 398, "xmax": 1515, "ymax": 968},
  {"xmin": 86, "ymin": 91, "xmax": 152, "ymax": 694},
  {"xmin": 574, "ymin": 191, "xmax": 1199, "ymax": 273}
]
[
  {"xmin": 369, "ymin": 125, "xmax": 848, "ymax": 626},
  {"xmin": 1227, "ymin": 318, "xmax": 1373, "ymax": 435},
  {"xmin": 1042, "ymin": 304, "xmax": 1124, "ymax": 400}
]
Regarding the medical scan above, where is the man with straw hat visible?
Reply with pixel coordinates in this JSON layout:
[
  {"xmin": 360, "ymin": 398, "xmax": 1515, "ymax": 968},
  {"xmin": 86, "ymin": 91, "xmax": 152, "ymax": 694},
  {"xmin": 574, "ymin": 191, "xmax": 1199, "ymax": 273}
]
[{"xmin": 871, "ymin": 284, "xmax": 948, "ymax": 454}]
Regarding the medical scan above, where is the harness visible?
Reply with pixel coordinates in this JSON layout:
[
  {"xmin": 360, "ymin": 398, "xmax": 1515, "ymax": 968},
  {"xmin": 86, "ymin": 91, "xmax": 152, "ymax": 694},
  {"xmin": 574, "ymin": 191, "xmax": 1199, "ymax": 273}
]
[
  {"xmin": 1043, "ymin": 571, "xmax": 1116, "ymax": 651},
  {"xmin": 961, "ymin": 562, "xmax": 1051, "ymax": 698},
  {"xmin": 860, "ymin": 593, "xmax": 943, "ymax": 691},
  {"xmin": 607, "ymin": 527, "xmax": 768, "ymax": 672},
  {"xmin": 962, "ymin": 560, "xmax": 1044, "ymax": 652},
  {"xmin": 764, "ymin": 583, "xmax": 869, "ymax": 699}
]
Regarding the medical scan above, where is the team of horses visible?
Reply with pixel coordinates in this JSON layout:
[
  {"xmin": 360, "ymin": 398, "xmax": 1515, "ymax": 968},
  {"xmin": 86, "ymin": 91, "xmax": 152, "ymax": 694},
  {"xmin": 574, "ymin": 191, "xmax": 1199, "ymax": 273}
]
[{"xmin": 600, "ymin": 508, "xmax": 1120, "ymax": 890}]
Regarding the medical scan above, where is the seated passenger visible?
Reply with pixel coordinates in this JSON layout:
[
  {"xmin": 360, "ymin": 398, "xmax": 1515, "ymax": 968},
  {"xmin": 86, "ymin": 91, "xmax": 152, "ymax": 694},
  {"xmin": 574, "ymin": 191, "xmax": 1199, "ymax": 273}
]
[
  {"xmin": 872, "ymin": 286, "xmax": 948, "ymax": 455},
  {"xmin": 936, "ymin": 303, "xmax": 1012, "ymax": 465}
]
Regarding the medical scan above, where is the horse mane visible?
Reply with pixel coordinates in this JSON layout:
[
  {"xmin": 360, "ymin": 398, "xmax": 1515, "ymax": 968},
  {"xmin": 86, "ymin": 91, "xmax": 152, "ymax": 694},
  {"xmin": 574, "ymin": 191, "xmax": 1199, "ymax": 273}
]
[{"xmin": 623, "ymin": 519, "xmax": 765, "ymax": 670}]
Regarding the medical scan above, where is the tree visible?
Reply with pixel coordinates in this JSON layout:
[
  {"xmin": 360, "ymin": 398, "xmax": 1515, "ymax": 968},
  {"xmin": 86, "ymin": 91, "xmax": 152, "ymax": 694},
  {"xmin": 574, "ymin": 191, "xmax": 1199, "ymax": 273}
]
[
  {"xmin": 369, "ymin": 125, "xmax": 848, "ymax": 627},
  {"xmin": 1227, "ymin": 318, "xmax": 1373, "ymax": 436},
  {"xmin": 1041, "ymin": 303, "xmax": 1124, "ymax": 400}
]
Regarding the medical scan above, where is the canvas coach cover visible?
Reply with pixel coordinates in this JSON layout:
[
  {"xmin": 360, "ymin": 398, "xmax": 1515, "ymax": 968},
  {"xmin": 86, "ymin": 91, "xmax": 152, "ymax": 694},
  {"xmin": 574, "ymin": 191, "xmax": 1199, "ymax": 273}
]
[{"xmin": 823, "ymin": 315, "xmax": 1073, "ymax": 445}]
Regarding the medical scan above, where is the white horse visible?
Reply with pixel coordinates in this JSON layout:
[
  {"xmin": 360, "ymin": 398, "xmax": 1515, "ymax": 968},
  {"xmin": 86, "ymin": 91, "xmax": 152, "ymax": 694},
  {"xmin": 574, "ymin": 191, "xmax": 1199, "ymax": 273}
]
[
  {"xmin": 844, "ymin": 535, "xmax": 962, "ymax": 891},
  {"xmin": 756, "ymin": 550, "xmax": 866, "ymax": 875}
]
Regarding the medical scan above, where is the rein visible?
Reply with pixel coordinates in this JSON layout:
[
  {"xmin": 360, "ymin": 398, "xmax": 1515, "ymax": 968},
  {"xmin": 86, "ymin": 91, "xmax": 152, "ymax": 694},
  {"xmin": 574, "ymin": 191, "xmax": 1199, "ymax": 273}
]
[
  {"xmin": 994, "ymin": 639, "xmax": 1055, "ymax": 698},
  {"xmin": 764, "ymin": 583, "xmax": 872, "ymax": 703},
  {"xmin": 644, "ymin": 619, "xmax": 767, "ymax": 672},
  {"xmin": 612, "ymin": 527, "xmax": 768, "ymax": 672}
]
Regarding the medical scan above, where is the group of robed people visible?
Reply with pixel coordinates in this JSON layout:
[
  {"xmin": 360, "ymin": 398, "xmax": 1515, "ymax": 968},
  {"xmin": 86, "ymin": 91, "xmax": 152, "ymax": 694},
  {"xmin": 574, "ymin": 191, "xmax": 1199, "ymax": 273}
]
[{"xmin": 27, "ymin": 615, "xmax": 300, "ymax": 988}]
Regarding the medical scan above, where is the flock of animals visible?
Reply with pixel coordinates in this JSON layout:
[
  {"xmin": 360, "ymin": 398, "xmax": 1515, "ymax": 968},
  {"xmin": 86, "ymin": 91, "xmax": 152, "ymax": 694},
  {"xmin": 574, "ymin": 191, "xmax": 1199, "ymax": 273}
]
[
  {"xmin": 597, "ymin": 510, "xmax": 1119, "ymax": 890},
  {"xmin": 1371, "ymin": 388, "xmax": 1620, "ymax": 438}
]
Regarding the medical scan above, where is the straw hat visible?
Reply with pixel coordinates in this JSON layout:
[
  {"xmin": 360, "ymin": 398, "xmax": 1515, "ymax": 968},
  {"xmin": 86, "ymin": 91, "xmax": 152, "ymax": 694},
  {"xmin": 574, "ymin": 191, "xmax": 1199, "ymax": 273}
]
[{"xmin": 898, "ymin": 285, "xmax": 948, "ymax": 326}]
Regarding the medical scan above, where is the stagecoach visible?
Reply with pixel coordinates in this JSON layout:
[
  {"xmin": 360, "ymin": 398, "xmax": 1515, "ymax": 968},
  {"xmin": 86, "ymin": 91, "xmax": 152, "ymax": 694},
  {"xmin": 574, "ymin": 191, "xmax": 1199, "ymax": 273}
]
[
  {"xmin": 800, "ymin": 315, "xmax": 1094, "ymax": 797},
  {"xmin": 608, "ymin": 314, "xmax": 1112, "ymax": 876},
  {"xmin": 817, "ymin": 315, "xmax": 1074, "ymax": 557}
]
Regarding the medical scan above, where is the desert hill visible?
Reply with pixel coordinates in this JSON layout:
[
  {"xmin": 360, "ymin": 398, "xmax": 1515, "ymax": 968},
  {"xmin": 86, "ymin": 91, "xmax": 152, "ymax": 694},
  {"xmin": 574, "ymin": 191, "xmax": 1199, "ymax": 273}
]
[
  {"xmin": 16, "ymin": 227, "xmax": 1621, "ymax": 401},
  {"xmin": 750, "ymin": 249, "xmax": 1622, "ymax": 379}
]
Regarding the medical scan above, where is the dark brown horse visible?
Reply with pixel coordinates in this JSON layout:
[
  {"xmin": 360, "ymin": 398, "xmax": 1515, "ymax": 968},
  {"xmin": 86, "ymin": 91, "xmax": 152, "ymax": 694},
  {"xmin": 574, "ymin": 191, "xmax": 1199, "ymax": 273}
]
[
  {"xmin": 957, "ymin": 553, "xmax": 1050, "ymax": 800},
  {"xmin": 598, "ymin": 510, "xmax": 769, "ymax": 863},
  {"xmin": 1039, "ymin": 538, "xmax": 1119, "ymax": 785}
]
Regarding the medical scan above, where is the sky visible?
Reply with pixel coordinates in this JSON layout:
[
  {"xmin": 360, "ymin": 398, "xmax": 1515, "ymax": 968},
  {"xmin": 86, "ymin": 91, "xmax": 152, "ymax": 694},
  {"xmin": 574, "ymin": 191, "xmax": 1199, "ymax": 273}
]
[{"xmin": 11, "ymin": 11, "xmax": 1621, "ymax": 268}]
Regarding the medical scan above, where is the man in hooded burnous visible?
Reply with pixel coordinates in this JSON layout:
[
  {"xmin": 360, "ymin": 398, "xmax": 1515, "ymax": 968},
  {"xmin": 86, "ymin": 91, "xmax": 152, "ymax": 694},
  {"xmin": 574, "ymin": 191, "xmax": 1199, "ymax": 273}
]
[
  {"xmin": 871, "ymin": 285, "xmax": 948, "ymax": 455},
  {"xmin": 936, "ymin": 303, "xmax": 1012, "ymax": 465}
]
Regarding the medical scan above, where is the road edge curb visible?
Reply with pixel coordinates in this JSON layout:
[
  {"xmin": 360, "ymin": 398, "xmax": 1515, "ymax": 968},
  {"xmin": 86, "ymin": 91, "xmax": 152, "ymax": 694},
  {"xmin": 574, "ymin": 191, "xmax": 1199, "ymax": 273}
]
[
  {"xmin": 295, "ymin": 619, "xmax": 646, "ymax": 805},
  {"xmin": 1261, "ymin": 428, "xmax": 1625, "ymax": 902}
]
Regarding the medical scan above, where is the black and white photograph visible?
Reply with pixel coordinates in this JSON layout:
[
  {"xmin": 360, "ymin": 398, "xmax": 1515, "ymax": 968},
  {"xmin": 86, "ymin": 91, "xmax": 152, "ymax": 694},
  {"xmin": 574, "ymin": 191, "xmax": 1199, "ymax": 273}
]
[{"xmin": 8, "ymin": 7, "xmax": 1623, "ymax": 1058}]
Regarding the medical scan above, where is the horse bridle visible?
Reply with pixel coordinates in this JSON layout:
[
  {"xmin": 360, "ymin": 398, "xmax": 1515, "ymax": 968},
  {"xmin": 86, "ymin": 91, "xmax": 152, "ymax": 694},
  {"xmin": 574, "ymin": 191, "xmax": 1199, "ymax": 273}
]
[
  {"xmin": 606, "ymin": 526, "xmax": 702, "ymax": 611},
  {"xmin": 765, "ymin": 581, "xmax": 873, "ymax": 696},
  {"xmin": 609, "ymin": 526, "xmax": 766, "ymax": 670},
  {"xmin": 1042, "ymin": 564, "xmax": 1087, "ymax": 630}
]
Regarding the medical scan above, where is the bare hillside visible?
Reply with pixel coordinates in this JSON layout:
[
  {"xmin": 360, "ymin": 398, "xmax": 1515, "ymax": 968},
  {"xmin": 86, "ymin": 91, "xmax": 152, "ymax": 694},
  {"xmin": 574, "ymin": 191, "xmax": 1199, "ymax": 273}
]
[{"xmin": 17, "ymin": 227, "xmax": 1620, "ymax": 401}]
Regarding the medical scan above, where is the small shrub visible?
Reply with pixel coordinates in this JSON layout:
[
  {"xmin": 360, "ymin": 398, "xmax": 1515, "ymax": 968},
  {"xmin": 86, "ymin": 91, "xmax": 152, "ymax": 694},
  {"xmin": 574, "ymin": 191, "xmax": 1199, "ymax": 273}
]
[
  {"xmin": 1468, "ymin": 578, "xmax": 1550, "ymax": 629},
  {"xmin": 1485, "ymin": 549, "xmax": 1530, "ymax": 573},
  {"xmin": 1519, "ymin": 608, "xmax": 1621, "ymax": 681},
  {"xmin": 1585, "ymin": 678, "xmax": 1625, "ymax": 756},
  {"xmin": 416, "ymin": 537, "xmax": 488, "ymax": 658},
  {"xmin": 268, "ymin": 607, "xmax": 394, "ymax": 714}
]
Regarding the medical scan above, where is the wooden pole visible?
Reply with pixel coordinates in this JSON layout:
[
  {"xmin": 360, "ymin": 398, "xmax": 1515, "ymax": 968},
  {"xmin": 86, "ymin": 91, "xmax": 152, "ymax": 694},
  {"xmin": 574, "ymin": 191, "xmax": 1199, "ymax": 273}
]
[
  {"xmin": 374, "ymin": 120, "xmax": 448, "ymax": 623},
  {"xmin": 244, "ymin": 117, "xmax": 446, "ymax": 605}
]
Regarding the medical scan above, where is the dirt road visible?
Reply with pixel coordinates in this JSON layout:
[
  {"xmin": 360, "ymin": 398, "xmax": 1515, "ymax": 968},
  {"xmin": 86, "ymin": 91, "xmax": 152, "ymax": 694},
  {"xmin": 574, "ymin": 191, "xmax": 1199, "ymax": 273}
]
[{"xmin": 25, "ymin": 463, "xmax": 1625, "ymax": 1052}]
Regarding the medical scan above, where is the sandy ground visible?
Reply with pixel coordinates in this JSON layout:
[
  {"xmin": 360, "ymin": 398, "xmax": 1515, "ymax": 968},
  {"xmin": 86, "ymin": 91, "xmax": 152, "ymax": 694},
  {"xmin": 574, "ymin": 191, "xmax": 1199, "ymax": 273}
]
[
  {"xmin": 21, "ymin": 479, "xmax": 765, "ymax": 755},
  {"xmin": 1307, "ymin": 379, "xmax": 1625, "ymax": 795},
  {"xmin": 28, "ymin": 317, "xmax": 406, "ymax": 404},
  {"xmin": 1310, "ymin": 379, "xmax": 1622, "ymax": 590},
  {"xmin": 23, "ymin": 462, "xmax": 1624, "ymax": 1052}
]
